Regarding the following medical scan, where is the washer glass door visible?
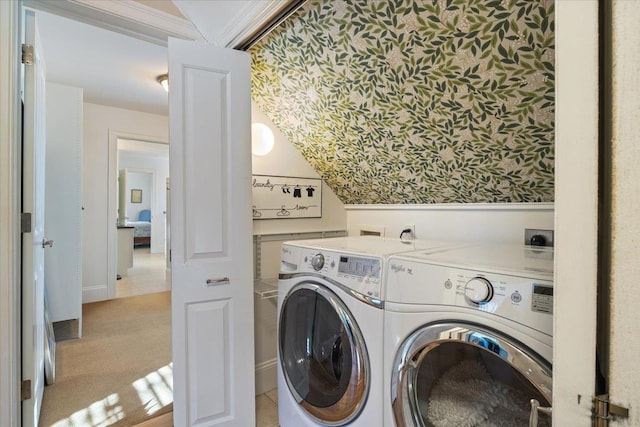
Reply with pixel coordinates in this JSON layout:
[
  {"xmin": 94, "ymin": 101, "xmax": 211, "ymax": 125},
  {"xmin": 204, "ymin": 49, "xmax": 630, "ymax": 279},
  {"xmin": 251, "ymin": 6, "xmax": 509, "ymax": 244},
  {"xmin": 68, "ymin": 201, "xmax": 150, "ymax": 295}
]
[
  {"xmin": 391, "ymin": 322, "xmax": 552, "ymax": 427},
  {"xmin": 279, "ymin": 282, "xmax": 369, "ymax": 426}
]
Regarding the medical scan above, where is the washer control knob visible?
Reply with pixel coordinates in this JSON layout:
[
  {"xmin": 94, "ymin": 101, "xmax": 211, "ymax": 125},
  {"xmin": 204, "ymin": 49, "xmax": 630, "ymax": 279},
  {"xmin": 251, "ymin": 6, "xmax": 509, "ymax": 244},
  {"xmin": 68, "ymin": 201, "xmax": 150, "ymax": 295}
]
[
  {"xmin": 464, "ymin": 277, "xmax": 494, "ymax": 304},
  {"xmin": 311, "ymin": 253, "xmax": 325, "ymax": 271}
]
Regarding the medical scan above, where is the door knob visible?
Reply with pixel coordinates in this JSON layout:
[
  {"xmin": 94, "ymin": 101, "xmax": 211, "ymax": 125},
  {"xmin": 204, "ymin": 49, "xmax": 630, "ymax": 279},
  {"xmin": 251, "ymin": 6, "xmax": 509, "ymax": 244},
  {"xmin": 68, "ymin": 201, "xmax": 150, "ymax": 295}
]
[{"xmin": 42, "ymin": 238, "xmax": 54, "ymax": 248}]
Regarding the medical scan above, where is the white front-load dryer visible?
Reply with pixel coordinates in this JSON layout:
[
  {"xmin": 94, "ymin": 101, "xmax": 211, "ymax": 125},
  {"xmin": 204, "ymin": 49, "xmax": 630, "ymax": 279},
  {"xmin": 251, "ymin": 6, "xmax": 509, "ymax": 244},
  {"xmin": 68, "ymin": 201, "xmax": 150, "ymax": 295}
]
[
  {"xmin": 384, "ymin": 244, "xmax": 554, "ymax": 427},
  {"xmin": 277, "ymin": 237, "xmax": 460, "ymax": 427}
]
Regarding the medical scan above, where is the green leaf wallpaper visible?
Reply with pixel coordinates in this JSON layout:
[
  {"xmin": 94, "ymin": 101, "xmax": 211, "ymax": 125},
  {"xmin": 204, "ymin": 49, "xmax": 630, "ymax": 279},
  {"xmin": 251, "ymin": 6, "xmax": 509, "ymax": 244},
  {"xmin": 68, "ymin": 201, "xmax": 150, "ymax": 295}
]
[{"xmin": 250, "ymin": 0, "xmax": 555, "ymax": 204}]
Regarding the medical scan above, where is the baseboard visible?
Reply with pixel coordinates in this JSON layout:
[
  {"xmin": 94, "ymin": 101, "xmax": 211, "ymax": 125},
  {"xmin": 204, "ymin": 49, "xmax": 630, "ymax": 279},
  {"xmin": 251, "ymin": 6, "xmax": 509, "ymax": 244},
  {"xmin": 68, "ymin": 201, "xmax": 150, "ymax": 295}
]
[
  {"xmin": 82, "ymin": 285, "xmax": 108, "ymax": 303},
  {"xmin": 255, "ymin": 358, "xmax": 277, "ymax": 396}
]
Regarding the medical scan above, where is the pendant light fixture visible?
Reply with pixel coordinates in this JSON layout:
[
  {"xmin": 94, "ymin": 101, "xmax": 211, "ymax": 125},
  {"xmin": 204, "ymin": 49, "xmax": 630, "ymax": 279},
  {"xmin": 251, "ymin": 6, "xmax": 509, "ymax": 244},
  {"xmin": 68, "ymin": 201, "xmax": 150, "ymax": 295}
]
[
  {"xmin": 157, "ymin": 73, "xmax": 169, "ymax": 92},
  {"xmin": 251, "ymin": 123, "xmax": 275, "ymax": 156}
]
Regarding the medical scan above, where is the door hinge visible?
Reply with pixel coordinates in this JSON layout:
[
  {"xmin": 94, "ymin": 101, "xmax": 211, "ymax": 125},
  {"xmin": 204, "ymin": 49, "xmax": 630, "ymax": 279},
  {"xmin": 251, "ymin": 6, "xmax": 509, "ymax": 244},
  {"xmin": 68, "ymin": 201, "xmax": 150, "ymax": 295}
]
[
  {"xmin": 21, "ymin": 212, "xmax": 32, "ymax": 233},
  {"xmin": 169, "ymin": 249, "xmax": 172, "ymax": 262},
  {"xmin": 22, "ymin": 44, "xmax": 34, "ymax": 65},
  {"xmin": 21, "ymin": 380, "xmax": 31, "ymax": 401},
  {"xmin": 593, "ymin": 394, "xmax": 629, "ymax": 426}
]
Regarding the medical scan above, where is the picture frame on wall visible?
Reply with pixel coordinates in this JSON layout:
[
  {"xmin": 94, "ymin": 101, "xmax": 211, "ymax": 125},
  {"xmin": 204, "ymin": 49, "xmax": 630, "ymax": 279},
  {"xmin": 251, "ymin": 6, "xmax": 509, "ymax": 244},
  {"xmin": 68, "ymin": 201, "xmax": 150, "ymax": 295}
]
[{"xmin": 131, "ymin": 189, "xmax": 142, "ymax": 203}]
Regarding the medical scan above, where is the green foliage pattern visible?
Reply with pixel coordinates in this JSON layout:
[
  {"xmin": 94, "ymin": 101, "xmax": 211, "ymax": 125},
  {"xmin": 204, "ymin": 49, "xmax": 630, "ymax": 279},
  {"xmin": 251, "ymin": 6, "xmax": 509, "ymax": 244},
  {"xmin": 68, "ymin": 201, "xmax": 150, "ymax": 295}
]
[{"xmin": 250, "ymin": 0, "xmax": 555, "ymax": 204}]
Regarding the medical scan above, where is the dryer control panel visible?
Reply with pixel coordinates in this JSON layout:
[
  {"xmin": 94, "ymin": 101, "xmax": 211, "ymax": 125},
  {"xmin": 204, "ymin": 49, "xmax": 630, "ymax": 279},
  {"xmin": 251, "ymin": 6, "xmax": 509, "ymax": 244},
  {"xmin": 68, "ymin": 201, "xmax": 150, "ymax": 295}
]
[{"xmin": 296, "ymin": 248, "xmax": 383, "ymax": 300}]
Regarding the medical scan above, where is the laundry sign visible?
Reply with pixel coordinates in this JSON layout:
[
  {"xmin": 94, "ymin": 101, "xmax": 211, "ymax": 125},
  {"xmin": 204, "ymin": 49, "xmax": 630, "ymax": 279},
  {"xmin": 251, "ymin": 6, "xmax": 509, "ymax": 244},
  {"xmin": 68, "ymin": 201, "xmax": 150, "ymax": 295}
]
[{"xmin": 252, "ymin": 175, "xmax": 322, "ymax": 219}]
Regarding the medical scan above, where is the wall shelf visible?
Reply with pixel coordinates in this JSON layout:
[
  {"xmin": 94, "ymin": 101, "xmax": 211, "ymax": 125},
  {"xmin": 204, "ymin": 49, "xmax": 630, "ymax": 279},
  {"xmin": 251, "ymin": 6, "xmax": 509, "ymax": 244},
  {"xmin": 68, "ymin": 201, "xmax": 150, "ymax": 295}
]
[{"xmin": 254, "ymin": 278, "xmax": 278, "ymax": 300}]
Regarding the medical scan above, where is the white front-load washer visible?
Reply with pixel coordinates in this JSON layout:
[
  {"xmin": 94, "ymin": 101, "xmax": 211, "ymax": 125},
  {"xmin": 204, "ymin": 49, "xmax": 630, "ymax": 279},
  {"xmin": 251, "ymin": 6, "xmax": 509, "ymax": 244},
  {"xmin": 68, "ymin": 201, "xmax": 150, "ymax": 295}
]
[
  {"xmin": 384, "ymin": 244, "xmax": 554, "ymax": 427},
  {"xmin": 277, "ymin": 236, "xmax": 460, "ymax": 427}
]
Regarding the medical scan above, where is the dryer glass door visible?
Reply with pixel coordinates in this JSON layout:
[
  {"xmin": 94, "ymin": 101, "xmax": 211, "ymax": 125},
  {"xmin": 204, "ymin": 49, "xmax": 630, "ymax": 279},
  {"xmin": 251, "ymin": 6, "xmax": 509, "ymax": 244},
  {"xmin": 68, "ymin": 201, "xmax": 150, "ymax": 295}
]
[
  {"xmin": 391, "ymin": 323, "xmax": 552, "ymax": 427},
  {"xmin": 279, "ymin": 283, "xmax": 369, "ymax": 426}
]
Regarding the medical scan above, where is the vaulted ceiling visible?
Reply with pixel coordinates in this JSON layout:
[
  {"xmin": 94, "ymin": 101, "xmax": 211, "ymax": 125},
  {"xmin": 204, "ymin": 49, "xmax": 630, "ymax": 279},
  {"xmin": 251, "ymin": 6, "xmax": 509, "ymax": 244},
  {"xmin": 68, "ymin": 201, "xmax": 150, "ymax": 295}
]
[{"xmin": 250, "ymin": 0, "xmax": 555, "ymax": 204}]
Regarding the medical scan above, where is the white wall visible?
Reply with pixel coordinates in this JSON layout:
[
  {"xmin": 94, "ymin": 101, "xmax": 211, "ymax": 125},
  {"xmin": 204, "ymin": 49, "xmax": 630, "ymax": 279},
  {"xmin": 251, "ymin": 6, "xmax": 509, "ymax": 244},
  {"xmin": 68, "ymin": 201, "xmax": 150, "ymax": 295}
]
[
  {"xmin": 251, "ymin": 102, "xmax": 347, "ymax": 394},
  {"xmin": 125, "ymin": 171, "xmax": 152, "ymax": 220},
  {"xmin": 82, "ymin": 102, "xmax": 168, "ymax": 302},
  {"xmin": 345, "ymin": 203, "xmax": 554, "ymax": 244},
  {"xmin": 251, "ymin": 102, "xmax": 346, "ymax": 238},
  {"xmin": 119, "ymin": 150, "xmax": 170, "ymax": 254},
  {"xmin": 609, "ymin": 2, "xmax": 640, "ymax": 423}
]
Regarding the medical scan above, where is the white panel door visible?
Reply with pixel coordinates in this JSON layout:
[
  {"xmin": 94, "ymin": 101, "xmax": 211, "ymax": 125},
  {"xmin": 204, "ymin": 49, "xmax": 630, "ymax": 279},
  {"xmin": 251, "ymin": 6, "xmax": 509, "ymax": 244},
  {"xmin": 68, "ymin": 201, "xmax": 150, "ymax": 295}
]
[
  {"xmin": 22, "ymin": 10, "xmax": 47, "ymax": 427},
  {"xmin": 44, "ymin": 82, "xmax": 83, "ymax": 323},
  {"xmin": 168, "ymin": 39, "xmax": 255, "ymax": 427}
]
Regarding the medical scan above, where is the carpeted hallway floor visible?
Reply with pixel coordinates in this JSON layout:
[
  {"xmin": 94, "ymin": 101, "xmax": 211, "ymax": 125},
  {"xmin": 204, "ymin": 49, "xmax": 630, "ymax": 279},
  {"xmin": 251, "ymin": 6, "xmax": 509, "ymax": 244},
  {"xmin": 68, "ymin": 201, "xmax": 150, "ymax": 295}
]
[{"xmin": 39, "ymin": 292, "xmax": 172, "ymax": 427}]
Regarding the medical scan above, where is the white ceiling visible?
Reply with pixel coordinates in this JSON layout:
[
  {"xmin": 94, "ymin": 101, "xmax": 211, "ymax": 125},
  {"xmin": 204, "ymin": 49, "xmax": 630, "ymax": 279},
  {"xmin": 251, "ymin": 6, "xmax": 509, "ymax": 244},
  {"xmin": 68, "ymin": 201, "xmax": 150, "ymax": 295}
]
[
  {"xmin": 134, "ymin": 0, "xmax": 186, "ymax": 19},
  {"xmin": 37, "ymin": 10, "xmax": 170, "ymax": 115},
  {"xmin": 33, "ymin": 0, "xmax": 287, "ymax": 116}
]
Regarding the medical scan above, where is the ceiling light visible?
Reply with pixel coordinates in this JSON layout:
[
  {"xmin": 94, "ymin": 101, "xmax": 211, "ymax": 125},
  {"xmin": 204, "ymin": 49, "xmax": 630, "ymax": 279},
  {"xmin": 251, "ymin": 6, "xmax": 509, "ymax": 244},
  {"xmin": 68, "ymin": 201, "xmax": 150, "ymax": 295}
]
[
  {"xmin": 157, "ymin": 73, "xmax": 169, "ymax": 92},
  {"xmin": 251, "ymin": 123, "xmax": 275, "ymax": 156}
]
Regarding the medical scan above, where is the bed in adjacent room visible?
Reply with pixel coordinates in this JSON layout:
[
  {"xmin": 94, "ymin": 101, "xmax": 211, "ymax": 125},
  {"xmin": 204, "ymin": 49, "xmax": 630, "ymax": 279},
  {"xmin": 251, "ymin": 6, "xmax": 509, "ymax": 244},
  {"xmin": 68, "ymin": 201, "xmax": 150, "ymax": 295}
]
[{"xmin": 126, "ymin": 209, "xmax": 151, "ymax": 247}]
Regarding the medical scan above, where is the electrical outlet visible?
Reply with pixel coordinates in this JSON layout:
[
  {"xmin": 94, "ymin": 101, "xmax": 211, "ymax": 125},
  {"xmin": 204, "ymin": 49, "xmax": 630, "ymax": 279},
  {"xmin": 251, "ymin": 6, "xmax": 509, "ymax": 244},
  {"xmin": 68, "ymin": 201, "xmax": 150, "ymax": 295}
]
[
  {"xmin": 401, "ymin": 224, "xmax": 416, "ymax": 240},
  {"xmin": 524, "ymin": 228, "xmax": 554, "ymax": 247}
]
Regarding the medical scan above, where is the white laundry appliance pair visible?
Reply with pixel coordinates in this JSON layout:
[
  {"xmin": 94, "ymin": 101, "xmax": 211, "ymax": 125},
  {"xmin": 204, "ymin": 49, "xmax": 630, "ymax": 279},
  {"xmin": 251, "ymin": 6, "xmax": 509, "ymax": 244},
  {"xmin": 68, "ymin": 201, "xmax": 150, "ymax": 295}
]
[
  {"xmin": 276, "ymin": 237, "xmax": 460, "ymax": 427},
  {"xmin": 277, "ymin": 237, "xmax": 554, "ymax": 427},
  {"xmin": 384, "ymin": 244, "xmax": 554, "ymax": 427}
]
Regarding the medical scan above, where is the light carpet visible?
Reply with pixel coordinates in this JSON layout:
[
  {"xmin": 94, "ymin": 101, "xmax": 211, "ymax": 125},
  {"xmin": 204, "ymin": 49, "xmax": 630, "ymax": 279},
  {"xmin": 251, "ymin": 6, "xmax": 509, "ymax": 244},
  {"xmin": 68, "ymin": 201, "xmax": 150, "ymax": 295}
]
[{"xmin": 39, "ymin": 292, "xmax": 172, "ymax": 427}]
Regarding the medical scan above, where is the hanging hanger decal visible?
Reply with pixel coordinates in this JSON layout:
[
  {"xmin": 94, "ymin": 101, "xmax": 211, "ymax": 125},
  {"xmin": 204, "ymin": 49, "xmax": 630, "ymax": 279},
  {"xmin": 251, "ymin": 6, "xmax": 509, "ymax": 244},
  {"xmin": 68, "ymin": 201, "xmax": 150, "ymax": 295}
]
[{"xmin": 251, "ymin": 175, "xmax": 322, "ymax": 219}]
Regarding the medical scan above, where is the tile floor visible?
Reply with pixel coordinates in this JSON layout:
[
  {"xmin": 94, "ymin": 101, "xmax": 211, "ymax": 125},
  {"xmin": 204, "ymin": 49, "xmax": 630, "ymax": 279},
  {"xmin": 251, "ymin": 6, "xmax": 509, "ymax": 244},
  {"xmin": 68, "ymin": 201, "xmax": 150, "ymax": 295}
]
[
  {"xmin": 117, "ymin": 247, "xmax": 171, "ymax": 298},
  {"xmin": 257, "ymin": 388, "xmax": 279, "ymax": 427}
]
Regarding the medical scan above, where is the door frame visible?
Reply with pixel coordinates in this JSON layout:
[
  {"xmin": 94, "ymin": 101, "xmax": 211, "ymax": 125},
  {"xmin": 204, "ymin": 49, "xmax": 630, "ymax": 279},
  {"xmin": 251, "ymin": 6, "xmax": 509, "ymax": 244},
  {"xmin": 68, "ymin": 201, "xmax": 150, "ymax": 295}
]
[
  {"xmin": 104, "ymin": 131, "xmax": 167, "ymax": 301},
  {"xmin": 0, "ymin": 2, "xmax": 602, "ymax": 426},
  {"xmin": 0, "ymin": 2, "xmax": 23, "ymax": 426},
  {"xmin": 553, "ymin": 2, "xmax": 600, "ymax": 424}
]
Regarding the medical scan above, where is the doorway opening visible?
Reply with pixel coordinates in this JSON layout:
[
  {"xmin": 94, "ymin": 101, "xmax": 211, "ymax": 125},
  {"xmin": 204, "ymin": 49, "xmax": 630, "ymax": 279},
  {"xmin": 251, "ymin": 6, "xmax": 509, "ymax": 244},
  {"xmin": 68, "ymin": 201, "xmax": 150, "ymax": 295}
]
[
  {"xmin": 116, "ymin": 138, "xmax": 170, "ymax": 299},
  {"xmin": 32, "ymin": 8, "xmax": 175, "ymax": 427}
]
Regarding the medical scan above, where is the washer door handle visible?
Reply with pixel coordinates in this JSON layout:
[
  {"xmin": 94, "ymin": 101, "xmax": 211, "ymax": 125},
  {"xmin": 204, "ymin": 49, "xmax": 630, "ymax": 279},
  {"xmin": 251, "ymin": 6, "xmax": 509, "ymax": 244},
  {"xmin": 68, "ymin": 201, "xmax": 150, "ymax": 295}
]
[{"xmin": 529, "ymin": 399, "xmax": 552, "ymax": 427}]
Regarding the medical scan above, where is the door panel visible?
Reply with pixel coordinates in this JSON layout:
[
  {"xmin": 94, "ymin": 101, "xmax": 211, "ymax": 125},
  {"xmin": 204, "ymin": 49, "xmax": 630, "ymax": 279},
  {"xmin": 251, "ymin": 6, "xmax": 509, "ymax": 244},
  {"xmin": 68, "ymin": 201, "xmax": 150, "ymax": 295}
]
[
  {"xmin": 22, "ymin": 9, "xmax": 47, "ymax": 427},
  {"xmin": 182, "ymin": 66, "xmax": 226, "ymax": 258},
  {"xmin": 187, "ymin": 299, "xmax": 230, "ymax": 423},
  {"xmin": 169, "ymin": 38, "xmax": 254, "ymax": 427}
]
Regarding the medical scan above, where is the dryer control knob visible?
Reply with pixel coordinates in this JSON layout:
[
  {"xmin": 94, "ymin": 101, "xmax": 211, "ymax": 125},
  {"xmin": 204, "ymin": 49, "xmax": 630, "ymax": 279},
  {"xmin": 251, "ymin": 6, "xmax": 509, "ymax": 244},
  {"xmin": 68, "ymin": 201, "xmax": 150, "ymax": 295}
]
[
  {"xmin": 311, "ymin": 253, "xmax": 325, "ymax": 271},
  {"xmin": 464, "ymin": 277, "xmax": 494, "ymax": 304}
]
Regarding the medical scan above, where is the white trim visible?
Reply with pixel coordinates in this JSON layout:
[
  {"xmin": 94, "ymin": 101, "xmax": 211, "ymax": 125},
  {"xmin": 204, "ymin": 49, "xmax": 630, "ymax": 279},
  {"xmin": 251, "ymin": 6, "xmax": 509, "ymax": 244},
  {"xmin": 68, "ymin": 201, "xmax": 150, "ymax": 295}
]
[
  {"xmin": 255, "ymin": 358, "xmax": 277, "ymax": 396},
  {"xmin": 81, "ymin": 284, "xmax": 109, "ymax": 303},
  {"xmin": 23, "ymin": 0, "xmax": 203, "ymax": 46},
  {"xmin": 0, "ymin": 1, "xmax": 21, "ymax": 426},
  {"xmin": 608, "ymin": 1, "xmax": 640, "ymax": 420},
  {"xmin": 553, "ymin": 1, "xmax": 599, "ymax": 425},
  {"xmin": 218, "ymin": 0, "xmax": 294, "ymax": 48},
  {"xmin": 344, "ymin": 202, "xmax": 554, "ymax": 212},
  {"xmin": 107, "ymin": 131, "xmax": 118, "ymax": 300}
]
